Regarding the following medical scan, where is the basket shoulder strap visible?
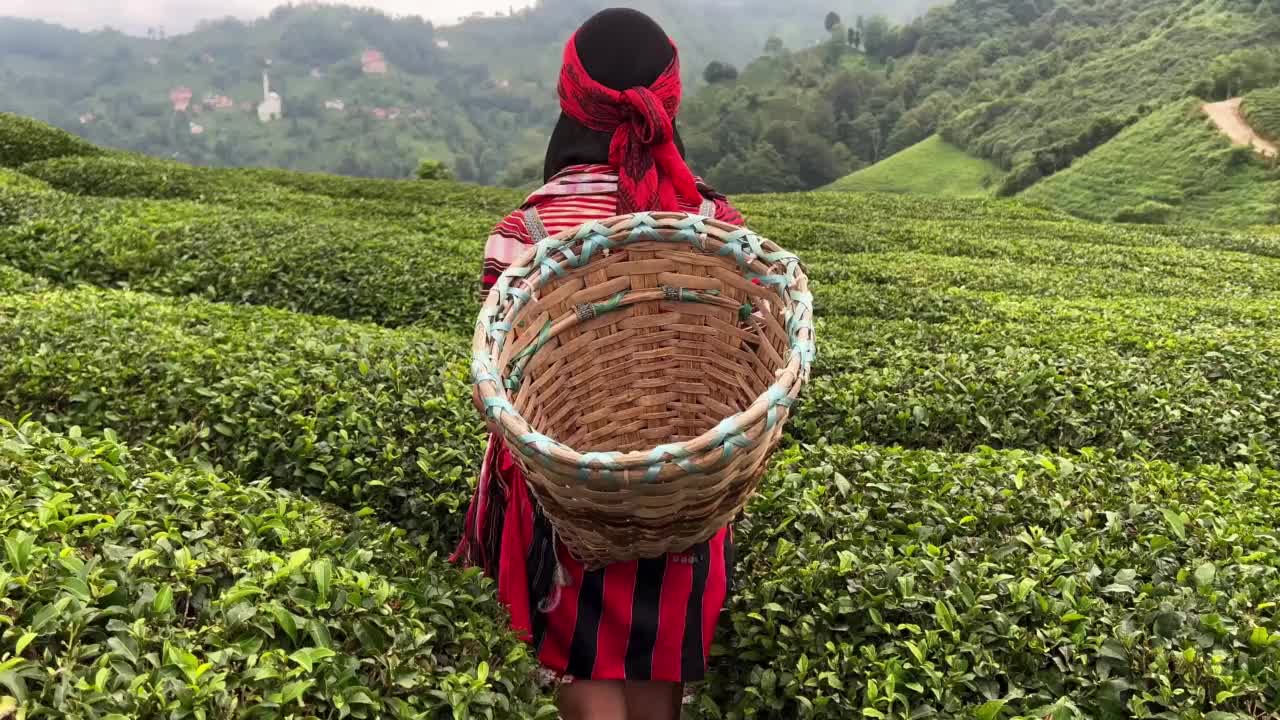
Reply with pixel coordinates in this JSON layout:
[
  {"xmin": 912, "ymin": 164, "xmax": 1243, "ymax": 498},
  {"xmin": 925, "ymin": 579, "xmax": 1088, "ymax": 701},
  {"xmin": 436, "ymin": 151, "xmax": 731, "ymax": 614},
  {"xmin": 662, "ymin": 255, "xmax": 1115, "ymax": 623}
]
[
  {"xmin": 523, "ymin": 207, "xmax": 549, "ymax": 242},
  {"xmin": 698, "ymin": 198, "xmax": 717, "ymax": 218}
]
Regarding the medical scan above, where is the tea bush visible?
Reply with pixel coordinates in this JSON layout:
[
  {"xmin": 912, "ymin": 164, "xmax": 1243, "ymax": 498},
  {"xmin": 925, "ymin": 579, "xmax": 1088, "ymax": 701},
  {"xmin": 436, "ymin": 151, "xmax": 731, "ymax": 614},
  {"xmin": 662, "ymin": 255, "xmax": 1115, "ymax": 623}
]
[
  {"xmin": 0, "ymin": 287, "xmax": 482, "ymax": 550},
  {"xmin": 19, "ymin": 154, "xmax": 522, "ymax": 216},
  {"xmin": 707, "ymin": 444, "xmax": 1280, "ymax": 718},
  {"xmin": 5, "ymin": 180, "xmax": 1279, "ymax": 340},
  {"xmin": 0, "ymin": 420, "xmax": 553, "ymax": 718},
  {"xmin": 0, "ymin": 112, "xmax": 103, "ymax": 168},
  {"xmin": 797, "ymin": 295, "xmax": 1280, "ymax": 466},
  {"xmin": 1241, "ymin": 87, "xmax": 1280, "ymax": 140},
  {"xmin": 5, "ymin": 120, "xmax": 1280, "ymax": 718},
  {"xmin": 0, "ymin": 168, "xmax": 50, "ymax": 193},
  {"xmin": 0, "ymin": 264, "xmax": 45, "ymax": 294},
  {"xmin": 0, "ymin": 186, "xmax": 484, "ymax": 331}
]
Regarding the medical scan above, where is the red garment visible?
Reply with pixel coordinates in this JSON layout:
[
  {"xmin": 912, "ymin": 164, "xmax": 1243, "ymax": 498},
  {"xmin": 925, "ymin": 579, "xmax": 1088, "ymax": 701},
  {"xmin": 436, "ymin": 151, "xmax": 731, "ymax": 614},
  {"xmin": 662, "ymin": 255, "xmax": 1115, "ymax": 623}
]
[
  {"xmin": 478, "ymin": 164, "xmax": 742, "ymax": 295},
  {"xmin": 456, "ymin": 164, "xmax": 743, "ymax": 682},
  {"xmin": 557, "ymin": 32, "xmax": 701, "ymax": 214}
]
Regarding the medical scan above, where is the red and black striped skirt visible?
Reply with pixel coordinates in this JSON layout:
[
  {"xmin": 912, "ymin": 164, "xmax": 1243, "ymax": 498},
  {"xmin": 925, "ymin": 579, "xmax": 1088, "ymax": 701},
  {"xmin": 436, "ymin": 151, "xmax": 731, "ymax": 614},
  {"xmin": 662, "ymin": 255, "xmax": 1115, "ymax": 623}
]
[{"xmin": 453, "ymin": 438, "xmax": 734, "ymax": 683}]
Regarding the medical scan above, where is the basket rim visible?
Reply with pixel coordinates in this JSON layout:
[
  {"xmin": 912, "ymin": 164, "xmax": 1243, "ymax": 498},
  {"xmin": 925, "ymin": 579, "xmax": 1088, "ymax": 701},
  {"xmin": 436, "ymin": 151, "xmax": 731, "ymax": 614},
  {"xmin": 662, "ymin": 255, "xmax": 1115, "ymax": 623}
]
[{"xmin": 471, "ymin": 211, "xmax": 814, "ymax": 478}]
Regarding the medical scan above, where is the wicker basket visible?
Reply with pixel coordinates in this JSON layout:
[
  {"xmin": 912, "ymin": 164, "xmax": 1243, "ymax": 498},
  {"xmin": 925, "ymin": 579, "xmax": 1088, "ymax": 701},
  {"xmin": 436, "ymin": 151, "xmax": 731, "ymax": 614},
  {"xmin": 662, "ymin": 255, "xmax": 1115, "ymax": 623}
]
[{"xmin": 472, "ymin": 211, "xmax": 813, "ymax": 568}]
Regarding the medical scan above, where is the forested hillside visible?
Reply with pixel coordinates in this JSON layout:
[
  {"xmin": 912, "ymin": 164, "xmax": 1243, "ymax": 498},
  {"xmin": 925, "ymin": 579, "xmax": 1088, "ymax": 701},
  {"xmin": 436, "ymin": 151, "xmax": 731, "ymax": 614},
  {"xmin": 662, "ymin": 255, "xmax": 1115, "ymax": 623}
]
[
  {"xmin": 0, "ymin": 0, "xmax": 934, "ymax": 185},
  {"xmin": 681, "ymin": 0, "xmax": 1280, "ymax": 194}
]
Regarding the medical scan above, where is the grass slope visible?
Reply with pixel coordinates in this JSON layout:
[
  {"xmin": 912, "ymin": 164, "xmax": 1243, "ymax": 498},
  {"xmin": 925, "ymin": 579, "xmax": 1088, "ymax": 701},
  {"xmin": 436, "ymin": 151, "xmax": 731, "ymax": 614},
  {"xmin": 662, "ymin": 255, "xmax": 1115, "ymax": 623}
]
[
  {"xmin": 1243, "ymin": 86, "xmax": 1280, "ymax": 140},
  {"xmin": 1022, "ymin": 100, "xmax": 1280, "ymax": 225},
  {"xmin": 824, "ymin": 135, "xmax": 1002, "ymax": 197}
]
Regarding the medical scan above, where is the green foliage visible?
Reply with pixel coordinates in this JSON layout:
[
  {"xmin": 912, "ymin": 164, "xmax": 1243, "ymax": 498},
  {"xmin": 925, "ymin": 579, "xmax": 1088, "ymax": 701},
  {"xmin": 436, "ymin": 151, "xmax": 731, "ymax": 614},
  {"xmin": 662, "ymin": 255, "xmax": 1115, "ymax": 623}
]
[
  {"xmin": 688, "ymin": 0, "xmax": 1275, "ymax": 196},
  {"xmin": 704, "ymin": 61, "xmax": 740, "ymax": 85},
  {"xmin": 0, "ymin": 264, "xmax": 46, "ymax": 294},
  {"xmin": 708, "ymin": 444, "xmax": 1280, "ymax": 717},
  {"xmin": 1113, "ymin": 200, "xmax": 1177, "ymax": 225},
  {"xmin": 0, "ymin": 420, "xmax": 553, "ymax": 718},
  {"xmin": 5, "ymin": 123, "xmax": 1280, "ymax": 716},
  {"xmin": 0, "ymin": 1, "xmax": 930, "ymax": 185},
  {"xmin": 1022, "ymin": 100, "xmax": 1280, "ymax": 226},
  {"xmin": 1241, "ymin": 86, "xmax": 1280, "ymax": 139},
  {"xmin": 0, "ymin": 287, "xmax": 483, "ymax": 551},
  {"xmin": 0, "ymin": 187, "xmax": 485, "ymax": 331},
  {"xmin": 796, "ymin": 294, "xmax": 1280, "ymax": 466},
  {"xmin": 0, "ymin": 168, "xmax": 51, "ymax": 194},
  {"xmin": 995, "ymin": 111, "xmax": 1144, "ymax": 196},
  {"xmin": 1194, "ymin": 48, "xmax": 1280, "ymax": 101},
  {"xmin": 826, "ymin": 135, "xmax": 1000, "ymax": 197},
  {"xmin": 0, "ymin": 112, "xmax": 102, "ymax": 168},
  {"xmin": 416, "ymin": 159, "xmax": 452, "ymax": 181},
  {"xmin": 938, "ymin": 1, "xmax": 1276, "ymax": 169},
  {"xmin": 15, "ymin": 151, "xmax": 521, "ymax": 214}
]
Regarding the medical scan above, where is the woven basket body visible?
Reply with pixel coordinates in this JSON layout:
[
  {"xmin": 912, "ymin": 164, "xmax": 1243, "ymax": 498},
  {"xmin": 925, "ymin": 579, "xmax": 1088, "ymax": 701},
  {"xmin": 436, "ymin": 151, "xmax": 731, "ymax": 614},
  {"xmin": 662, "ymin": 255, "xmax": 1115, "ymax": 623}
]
[{"xmin": 472, "ymin": 212, "xmax": 813, "ymax": 568}]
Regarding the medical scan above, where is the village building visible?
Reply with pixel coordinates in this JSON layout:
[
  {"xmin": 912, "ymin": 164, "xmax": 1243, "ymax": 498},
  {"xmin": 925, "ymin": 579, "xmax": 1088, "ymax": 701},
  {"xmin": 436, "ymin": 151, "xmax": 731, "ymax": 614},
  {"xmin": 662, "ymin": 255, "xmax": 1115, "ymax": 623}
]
[
  {"xmin": 362, "ymin": 49, "xmax": 388, "ymax": 75},
  {"xmin": 189, "ymin": 122, "xmax": 205, "ymax": 135},
  {"xmin": 257, "ymin": 71, "xmax": 283, "ymax": 123},
  {"xmin": 169, "ymin": 87, "xmax": 193, "ymax": 112},
  {"xmin": 324, "ymin": 98, "xmax": 346, "ymax": 112},
  {"xmin": 79, "ymin": 113, "xmax": 96, "ymax": 125},
  {"xmin": 204, "ymin": 94, "xmax": 235, "ymax": 111},
  {"xmin": 435, "ymin": 40, "xmax": 450, "ymax": 49}
]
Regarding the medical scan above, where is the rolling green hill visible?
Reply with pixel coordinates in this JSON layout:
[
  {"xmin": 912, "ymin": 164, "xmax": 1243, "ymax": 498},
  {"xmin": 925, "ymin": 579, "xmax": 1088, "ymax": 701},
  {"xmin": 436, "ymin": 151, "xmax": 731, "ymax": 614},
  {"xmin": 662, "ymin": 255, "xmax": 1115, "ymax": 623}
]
[
  {"xmin": 824, "ymin": 134, "xmax": 1000, "ymax": 196},
  {"xmin": 1021, "ymin": 99, "xmax": 1280, "ymax": 226},
  {"xmin": 682, "ymin": 0, "xmax": 1280, "ymax": 198},
  {"xmin": 5, "ymin": 112, "xmax": 1280, "ymax": 717}
]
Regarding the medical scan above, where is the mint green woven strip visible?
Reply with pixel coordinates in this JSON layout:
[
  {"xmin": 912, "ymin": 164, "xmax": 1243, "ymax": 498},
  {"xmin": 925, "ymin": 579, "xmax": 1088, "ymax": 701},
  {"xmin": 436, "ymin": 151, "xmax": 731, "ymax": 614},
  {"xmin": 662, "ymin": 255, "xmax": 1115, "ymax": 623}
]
[
  {"xmin": 505, "ymin": 319, "xmax": 553, "ymax": 392},
  {"xmin": 578, "ymin": 451, "xmax": 623, "ymax": 482},
  {"xmin": 672, "ymin": 215, "xmax": 705, "ymax": 230},
  {"xmin": 718, "ymin": 230, "xmax": 800, "ymax": 271},
  {"xmin": 573, "ymin": 220, "xmax": 614, "ymax": 241},
  {"xmin": 578, "ymin": 233, "xmax": 615, "ymax": 265},
  {"xmin": 764, "ymin": 383, "xmax": 793, "ymax": 430},
  {"xmin": 484, "ymin": 396, "xmax": 515, "ymax": 421},
  {"xmin": 519, "ymin": 431, "xmax": 565, "ymax": 456},
  {"xmin": 645, "ymin": 443, "xmax": 689, "ymax": 482},
  {"xmin": 592, "ymin": 291, "xmax": 627, "ymax": 317},
  {"xmin": 720, "ymin": 432, "xmax": 752, "ymax": 463},
  {"xmin": 471, "ymin": 356, "xmax": 499, "ymax": 386}
]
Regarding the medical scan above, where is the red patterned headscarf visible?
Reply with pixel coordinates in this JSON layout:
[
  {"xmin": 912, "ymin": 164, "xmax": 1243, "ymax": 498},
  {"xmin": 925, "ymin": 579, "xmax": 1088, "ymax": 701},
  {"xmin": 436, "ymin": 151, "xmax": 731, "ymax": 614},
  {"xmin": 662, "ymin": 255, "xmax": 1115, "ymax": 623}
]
[{"xmin": 556, "ymin": 31, "xmax": 702, "ymax": 214}]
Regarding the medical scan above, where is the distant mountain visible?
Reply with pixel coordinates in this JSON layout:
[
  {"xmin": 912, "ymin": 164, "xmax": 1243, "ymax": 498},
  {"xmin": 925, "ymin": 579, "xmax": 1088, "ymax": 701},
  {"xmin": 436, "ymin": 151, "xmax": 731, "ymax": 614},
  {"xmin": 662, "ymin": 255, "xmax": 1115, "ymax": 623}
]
[{"xmin": 0, "ymin": 0, "xmax": 937, "ymax": 184}]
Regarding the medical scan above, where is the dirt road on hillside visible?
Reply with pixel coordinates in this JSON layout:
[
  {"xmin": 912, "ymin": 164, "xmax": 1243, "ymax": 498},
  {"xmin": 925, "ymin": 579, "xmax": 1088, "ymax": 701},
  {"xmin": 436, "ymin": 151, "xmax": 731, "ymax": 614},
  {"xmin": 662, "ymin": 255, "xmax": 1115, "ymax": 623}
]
[{"xmin": 1202, "ymin": 98, "xmax": 1278, "ymax": 158}]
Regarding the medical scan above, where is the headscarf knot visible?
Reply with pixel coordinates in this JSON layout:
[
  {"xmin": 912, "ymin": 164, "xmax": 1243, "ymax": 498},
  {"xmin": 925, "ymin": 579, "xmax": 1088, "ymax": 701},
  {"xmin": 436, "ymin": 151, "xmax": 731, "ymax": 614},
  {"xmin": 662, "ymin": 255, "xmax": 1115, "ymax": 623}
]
[{"xmin": 557, "ymin": 32, "xmax": 701, "ymax": 214}]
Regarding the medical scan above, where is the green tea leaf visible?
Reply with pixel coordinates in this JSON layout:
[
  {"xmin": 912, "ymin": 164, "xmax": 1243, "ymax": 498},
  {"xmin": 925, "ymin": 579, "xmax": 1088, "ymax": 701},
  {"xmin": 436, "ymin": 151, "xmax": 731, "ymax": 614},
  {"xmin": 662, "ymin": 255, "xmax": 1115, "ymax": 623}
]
[
  {"xmin": 975, "ymin": 699, "xmax": 1006, "ymax": 720},
  {"xmin": 1194, "ymin": 562, "xmax": 1216, "ymax": 587}
]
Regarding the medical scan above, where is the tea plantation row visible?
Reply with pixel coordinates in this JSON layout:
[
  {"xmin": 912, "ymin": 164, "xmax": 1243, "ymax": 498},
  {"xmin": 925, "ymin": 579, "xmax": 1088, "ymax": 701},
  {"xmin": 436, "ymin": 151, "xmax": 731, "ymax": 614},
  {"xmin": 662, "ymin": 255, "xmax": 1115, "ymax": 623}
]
[
  {"xmin": 0, "ymin": 420, "xmax": 552, "ymax": 718},
  {"xmin": 3, "ymin": 114, "xmax": 1280, "ymax": 717},
  {"xmin": 4, "ymin": 286, "xmax": 1280, "ymax": 717}
]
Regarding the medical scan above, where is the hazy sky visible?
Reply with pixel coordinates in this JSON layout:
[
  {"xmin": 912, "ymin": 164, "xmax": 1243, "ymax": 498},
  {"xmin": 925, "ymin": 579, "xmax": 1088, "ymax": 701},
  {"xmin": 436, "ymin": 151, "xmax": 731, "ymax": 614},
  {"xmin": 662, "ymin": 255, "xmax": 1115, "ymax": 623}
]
[{"xmin": 0, "ymin": 1, "xmax": 536, "ymax": 35}]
